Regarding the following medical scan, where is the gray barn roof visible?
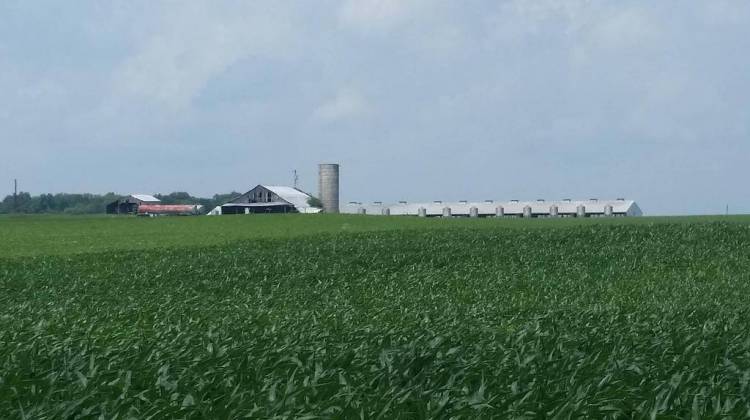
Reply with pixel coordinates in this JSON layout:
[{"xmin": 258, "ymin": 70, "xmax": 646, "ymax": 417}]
[
  {"xmin": 129, "ymin": 194, "xmax": 160, "ymax": 203},
  {"xmin": 263, "ymin": 186, "xmax": 317, "ymax": 211}
]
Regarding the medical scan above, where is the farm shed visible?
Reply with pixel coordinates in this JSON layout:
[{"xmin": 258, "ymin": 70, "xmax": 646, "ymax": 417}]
[
  {"xmin": 209, "ymin": 185, "xmax": 322, "ymax": 215},
  {"xmin": 341, "ymin": 198, "xmax": 642, "ymax": 218},
  {"xmin": 105, "ymin": 194, "xmax": 160, "ymax": 214}
]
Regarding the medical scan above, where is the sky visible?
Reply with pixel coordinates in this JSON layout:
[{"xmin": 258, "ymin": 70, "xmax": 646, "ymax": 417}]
[{"xmin": 1, "ymin": 1, "xmax": 749, "ymax": 215}]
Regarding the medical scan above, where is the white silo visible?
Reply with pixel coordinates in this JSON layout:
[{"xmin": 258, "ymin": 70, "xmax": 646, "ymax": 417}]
[{"xmin": 318, "ymin": 163, "xmax": 340, "ymax": 214}]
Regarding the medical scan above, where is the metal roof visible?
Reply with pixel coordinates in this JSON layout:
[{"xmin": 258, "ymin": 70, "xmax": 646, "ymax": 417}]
[
  {"xmin": 262, "ymin": 185, "xmax": 317, "ymax": 211},
  {"xmin": 341, "ymin": 199, "xmax": 642, "ymax": 217},
  {"xmin": 129, "ymin": 194, "xmax": 160, "ymax": 203}
]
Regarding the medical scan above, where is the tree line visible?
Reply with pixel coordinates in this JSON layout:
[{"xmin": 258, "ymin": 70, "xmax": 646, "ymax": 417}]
[{"xmin": 0, "ymin": 192, "xmax": 241, "ymax": 214}]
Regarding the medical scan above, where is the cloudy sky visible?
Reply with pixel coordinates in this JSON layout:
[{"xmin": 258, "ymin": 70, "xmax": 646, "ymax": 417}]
[{"xmin": 1, "ymin": 1, "xmax": 749, "ymax": 215}]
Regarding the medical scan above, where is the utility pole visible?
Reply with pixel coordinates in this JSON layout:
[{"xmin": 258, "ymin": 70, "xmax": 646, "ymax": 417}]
[
  {"xmin": 726, "ymin": 204, "xmax": 729, "ymax": 216},
  {"xmin": 293, "ymin": 170, "xmax": 299, "ymax": 189},
  {"xmin": 13, "ymin": 179, "xmax": 17, "ymax": 213}
]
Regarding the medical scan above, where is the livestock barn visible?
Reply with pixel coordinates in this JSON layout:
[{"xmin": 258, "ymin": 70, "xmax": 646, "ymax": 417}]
[
  {"xmin": 341, "ymin": 198, "xmax": 642, "ymax": 218},
  {"xmin": 209, "ymin": 185, "xmax": 321, "ymax": 215},
  {"xmin": 105, "ymin": 194, "xmax": 160, "ymax": 214}
]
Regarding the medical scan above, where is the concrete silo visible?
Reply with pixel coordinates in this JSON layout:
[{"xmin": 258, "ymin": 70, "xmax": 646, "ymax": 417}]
[{"xmin": 318, "ymin": 163, "xmax": 340, "ymax": 213}]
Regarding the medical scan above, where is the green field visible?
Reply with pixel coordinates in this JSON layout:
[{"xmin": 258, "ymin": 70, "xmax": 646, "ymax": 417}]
[{"xmin": 2, "ymin": 214, "xmax": 750, "ymax": 418}]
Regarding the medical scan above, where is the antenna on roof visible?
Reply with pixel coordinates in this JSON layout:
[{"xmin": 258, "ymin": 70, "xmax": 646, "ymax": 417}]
[{"xmin": 293, "ymin": 170, "xmax": 299, "ymax": 189}]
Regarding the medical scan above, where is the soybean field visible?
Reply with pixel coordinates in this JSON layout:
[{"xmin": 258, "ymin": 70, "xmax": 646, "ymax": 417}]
[{"xmin": 2, "ymin": 214, "xmax": 750, "ymax": 418}]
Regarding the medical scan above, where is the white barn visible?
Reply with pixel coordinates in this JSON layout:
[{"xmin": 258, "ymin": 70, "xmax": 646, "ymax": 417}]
[
  {"xmin": 341, "ymin": 198, "xmax": 642, "ymax": 218},
  {"xmin": 208, "ymin": 185, "xmax": 321, "ymax": 215}
]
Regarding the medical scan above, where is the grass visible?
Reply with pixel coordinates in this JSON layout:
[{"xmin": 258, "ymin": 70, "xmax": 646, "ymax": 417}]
[
  {"xmin": 1, "ymin": 213, "xmax": 747, "ymax": 257},
  {"xmin": 2, "ymin": 214, "xmax": 750, "ymax": 417}
]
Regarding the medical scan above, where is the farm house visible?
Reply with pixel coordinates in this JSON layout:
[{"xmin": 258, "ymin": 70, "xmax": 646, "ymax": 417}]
[
  {"xmin": 340, "ymin": 198, "xmax": 642, "ymax": 218},
  {"xmin": 105, "ymin": 194, "xmax": 160, "ymax": 214},
  {"xmin": 208, "ymin": 185, "xmax": 321, "ymax": 215}
]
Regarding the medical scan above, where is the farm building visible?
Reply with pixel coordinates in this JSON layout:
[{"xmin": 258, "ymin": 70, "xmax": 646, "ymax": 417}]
[
  {"xmin": 105, "ymin": 194, "xmax": 160, "ymax": 214},
  {"xmin": 208, "ymin": 185, "xmax": 321, "ymax": 215},
  {"xmin": 341, "ymin": 198, "xmax": 642, "ymax": 218},
  {"xmin": 137, "ymin": 204, "xmax": 203, "ymax": 216}
]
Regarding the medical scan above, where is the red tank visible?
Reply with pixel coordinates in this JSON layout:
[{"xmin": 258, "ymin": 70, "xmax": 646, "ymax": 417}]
[{"xmin": 137, "ymin": 204, "xmax": 202, "ymax": 215}]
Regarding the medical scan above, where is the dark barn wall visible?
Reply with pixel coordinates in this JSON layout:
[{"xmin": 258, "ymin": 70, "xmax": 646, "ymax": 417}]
[
  {"xmin": 229, "ymin": 186, "xmax": 283, "ymax": 205},
  {"xmin": 105, "ymin": 199, "xmax": 141, "ymax": 214}
]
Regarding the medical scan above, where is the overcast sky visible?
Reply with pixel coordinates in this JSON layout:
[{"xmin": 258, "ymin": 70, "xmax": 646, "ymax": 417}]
[{"xmin": 1, "ymin": 1, "xmax": 749, "ymax": 215}]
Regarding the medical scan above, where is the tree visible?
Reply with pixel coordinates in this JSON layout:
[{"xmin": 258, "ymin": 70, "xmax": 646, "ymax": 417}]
[
  {"xmin": 307, "ymin": 196, "xmax": 323, "ymax": 208},
  {"xmin": 0, "ymin": 191, "xmax": 238, "ymax": 214}
]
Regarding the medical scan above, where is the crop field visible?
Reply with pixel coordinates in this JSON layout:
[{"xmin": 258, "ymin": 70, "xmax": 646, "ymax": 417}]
[{"xmin": 2, "ymin": 214, "xmax": 750, "ymax": 418}]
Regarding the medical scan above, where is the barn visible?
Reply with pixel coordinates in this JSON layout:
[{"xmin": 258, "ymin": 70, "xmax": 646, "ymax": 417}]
[
  {"xmin": 341, "ymin": 198, "xmax": 642, "ymax": 218},
  {"xmin": 209, "ymin": 185, "xmax": 321, "ymax": 215},
  {"xmin": 105, "ymin": 194, "xmax": 161, "ymax": 214}
]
